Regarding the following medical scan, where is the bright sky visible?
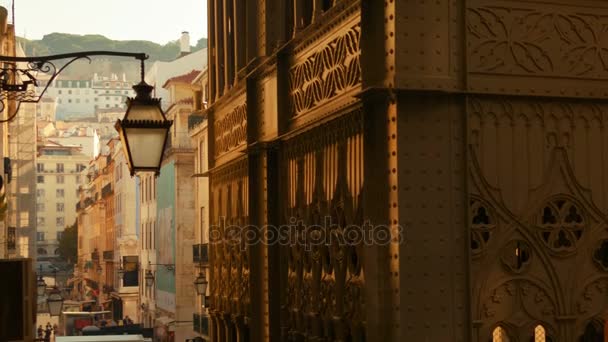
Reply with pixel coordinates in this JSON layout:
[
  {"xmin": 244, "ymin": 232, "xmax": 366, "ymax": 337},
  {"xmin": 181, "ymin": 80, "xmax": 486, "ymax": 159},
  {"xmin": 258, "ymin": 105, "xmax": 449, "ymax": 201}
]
[{"xmin": 9, "ymin": 0, "xmax": 207, "ymax": 45}]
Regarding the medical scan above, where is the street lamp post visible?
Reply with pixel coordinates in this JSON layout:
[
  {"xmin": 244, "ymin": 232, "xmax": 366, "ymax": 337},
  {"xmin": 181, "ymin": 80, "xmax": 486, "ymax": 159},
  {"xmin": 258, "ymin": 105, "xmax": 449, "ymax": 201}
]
[{"xmin": 46, "ymin": 286, "xmax": 64, "ymax": 316}]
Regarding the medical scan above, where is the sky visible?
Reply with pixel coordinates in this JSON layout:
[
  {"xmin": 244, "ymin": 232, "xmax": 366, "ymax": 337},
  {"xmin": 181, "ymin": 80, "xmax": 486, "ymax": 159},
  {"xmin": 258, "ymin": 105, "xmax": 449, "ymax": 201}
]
[{"xmin": 6, "ymin": 0, "xmax": 207, "ymax": 45}]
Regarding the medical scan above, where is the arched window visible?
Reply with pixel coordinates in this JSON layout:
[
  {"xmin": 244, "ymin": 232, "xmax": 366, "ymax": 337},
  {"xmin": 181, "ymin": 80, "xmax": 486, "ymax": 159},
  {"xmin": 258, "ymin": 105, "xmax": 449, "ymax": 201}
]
[
  {"xmin": 579, "ymin": 319, "xmax": 604, "ymax": 342},
  {"xmin": 534, "ymin": 325, "xmax": 546, "ymax": 342},
  {"xmin": 54, "ymin": 249, "xmax": 60, "ymax": 256},
  {"xmin": 492, "ymin": 326, "xmax": 510, "ymax": 342},
  {"xmin": 37, "ymin": 248, "xmax": 47, "ymax": 255}
]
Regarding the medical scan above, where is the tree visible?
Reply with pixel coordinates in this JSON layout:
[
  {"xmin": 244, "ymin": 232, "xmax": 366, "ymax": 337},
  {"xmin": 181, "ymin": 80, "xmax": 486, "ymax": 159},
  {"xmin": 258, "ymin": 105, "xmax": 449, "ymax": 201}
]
[{"xmin": 58, "ymin": 221, "xmax": 78, "ymax": 264}]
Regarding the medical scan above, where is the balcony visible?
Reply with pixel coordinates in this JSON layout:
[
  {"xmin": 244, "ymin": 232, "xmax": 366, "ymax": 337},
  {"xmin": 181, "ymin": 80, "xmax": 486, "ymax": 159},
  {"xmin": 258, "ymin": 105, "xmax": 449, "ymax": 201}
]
[
  {"xmin": 101, "ymin": 184, "xmax": 112, "ymax": 198},
  {"xmin": 103, "ymin": 250, "xmax": 113, "ymax": 261},
  {"xmin": 188, "ymin": 114, "xmax": 205, "ymax": 131},
  {"xmin": 193, "ymin": 243, "xmax": 208, "ymax": 264}
]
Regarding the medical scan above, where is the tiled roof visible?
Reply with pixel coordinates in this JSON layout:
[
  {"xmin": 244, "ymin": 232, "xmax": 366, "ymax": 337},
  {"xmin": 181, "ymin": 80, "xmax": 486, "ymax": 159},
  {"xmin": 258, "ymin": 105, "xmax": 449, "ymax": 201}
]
[{"xmin": 162, "ymin": 70, "xmax": 201, "ymax": 88}]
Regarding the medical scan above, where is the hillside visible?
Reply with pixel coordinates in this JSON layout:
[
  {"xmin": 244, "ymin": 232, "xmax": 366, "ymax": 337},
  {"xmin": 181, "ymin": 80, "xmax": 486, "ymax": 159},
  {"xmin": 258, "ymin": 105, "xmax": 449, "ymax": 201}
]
[{"xmin": 17, "ymin": 33, "xmax": 208, "ymax": 80}]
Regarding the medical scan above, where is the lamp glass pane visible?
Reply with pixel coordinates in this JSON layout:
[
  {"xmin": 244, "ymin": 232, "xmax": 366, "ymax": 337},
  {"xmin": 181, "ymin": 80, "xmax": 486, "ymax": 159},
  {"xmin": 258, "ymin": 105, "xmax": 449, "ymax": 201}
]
[
  {"xmin": 125, "ymin": 103, "xmax": 164, "ymax": 121},
  {"xmin": 47, "ymin": 292, "xmax": 64, "ymax": 316},
  {"xmin": 124, "ymin": 127, "xmax": 167, "ymax": 169}
]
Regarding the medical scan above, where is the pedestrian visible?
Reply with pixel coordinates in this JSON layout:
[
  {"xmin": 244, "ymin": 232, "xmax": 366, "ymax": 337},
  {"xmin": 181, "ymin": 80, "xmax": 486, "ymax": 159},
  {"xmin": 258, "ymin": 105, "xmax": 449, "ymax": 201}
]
[
  {"xmin": 52, "ymin": 323, "xmax": 59, "ymax": 336},
  {"xmin": 44, "ymin": 326, "xmax": 51, "ymax": 341},
  {"xmin": 37, "ymin": 325, "xmax": 43, "ymax": 338}
]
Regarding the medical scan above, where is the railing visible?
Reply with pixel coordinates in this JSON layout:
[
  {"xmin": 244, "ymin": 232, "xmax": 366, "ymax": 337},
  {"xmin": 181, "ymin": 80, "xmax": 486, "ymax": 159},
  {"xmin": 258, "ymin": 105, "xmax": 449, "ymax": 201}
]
[
  {"xmin": 188, "ymin": 113, "xmax": 205, "ymax": 130},
  {"xmin": 103, "ymin": 250, "xmax": 113, "ymax": 261},
  {"xmin": 193, "ymin": 243, "xmax": 208, "ymax": 264},
  {"xmin": 193, "ymin": 313, "xmax": 201, "ymax": 334}
]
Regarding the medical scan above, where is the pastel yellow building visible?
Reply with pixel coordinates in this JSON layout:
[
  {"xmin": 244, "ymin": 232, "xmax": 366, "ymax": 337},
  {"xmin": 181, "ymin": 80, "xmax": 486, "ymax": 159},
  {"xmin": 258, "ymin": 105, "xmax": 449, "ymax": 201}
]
[{"xmin": 36, "ymin": 141, "xmax": 88, "ymax": 259}]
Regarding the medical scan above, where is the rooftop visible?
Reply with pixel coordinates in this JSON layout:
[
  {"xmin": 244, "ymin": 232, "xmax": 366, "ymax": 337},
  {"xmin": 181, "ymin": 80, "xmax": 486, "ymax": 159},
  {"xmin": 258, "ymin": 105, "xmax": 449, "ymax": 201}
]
[{"xmin": 162, "ymin": 69, "xmax": 201, "ymax": 88}]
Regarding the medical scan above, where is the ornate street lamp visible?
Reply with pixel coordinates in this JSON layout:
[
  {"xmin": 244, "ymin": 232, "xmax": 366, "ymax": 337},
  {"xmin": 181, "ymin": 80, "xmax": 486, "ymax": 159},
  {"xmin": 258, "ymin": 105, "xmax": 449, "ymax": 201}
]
[
  {"xmin": 0, "ymin": 51, "xmax": 172, "ymax": 176},
  {"xmin": 47, "ymin": 286, "xmax": 64, "ymax": 316},
  {"xmin": 145, "ymin": 270, "xmax": 155, "ymax": 289},
  {"xmin": 193, "ymin": 272, "xmax": 207, "ymax": 296},
  {"xmin": 115, "ymin": 60, "xmax": 173, "ymax": 176},
  {"xmin": 37, "ymin": 275, "xmax": 47, "ymax": 297}
]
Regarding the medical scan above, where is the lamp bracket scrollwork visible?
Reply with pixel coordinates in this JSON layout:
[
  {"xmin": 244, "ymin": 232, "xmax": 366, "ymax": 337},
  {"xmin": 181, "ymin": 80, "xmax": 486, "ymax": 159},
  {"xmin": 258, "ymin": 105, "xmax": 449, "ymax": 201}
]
[{"xmin": 0, "ymin": 51, "xmax": 148, "ymax": 123}]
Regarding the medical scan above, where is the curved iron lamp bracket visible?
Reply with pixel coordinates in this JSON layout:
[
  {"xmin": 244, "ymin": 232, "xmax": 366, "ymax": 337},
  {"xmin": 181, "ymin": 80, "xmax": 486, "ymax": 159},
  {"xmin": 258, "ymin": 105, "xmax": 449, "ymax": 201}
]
[{"xmin": 0, "ymin": 51, "xmax": 148, "ymax": 123}]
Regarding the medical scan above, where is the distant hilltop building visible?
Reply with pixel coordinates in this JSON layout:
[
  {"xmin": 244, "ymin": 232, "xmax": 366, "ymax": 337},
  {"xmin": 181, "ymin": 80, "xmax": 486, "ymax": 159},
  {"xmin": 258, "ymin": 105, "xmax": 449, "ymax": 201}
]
[
  {"xmin": 36, "ymin": 73, "xmax": 135, "ymax": 120},
  {"xmin": 145, "ymin": 31, "xmax": 208, "ymax": 110}
]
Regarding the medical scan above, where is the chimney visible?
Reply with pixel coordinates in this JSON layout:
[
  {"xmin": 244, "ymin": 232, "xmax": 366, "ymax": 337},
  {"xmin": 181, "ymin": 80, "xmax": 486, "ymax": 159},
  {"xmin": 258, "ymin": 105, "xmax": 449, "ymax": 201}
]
[{"xmin": 180, "ymin": 31, "xmax": 191, "ymax": 57}]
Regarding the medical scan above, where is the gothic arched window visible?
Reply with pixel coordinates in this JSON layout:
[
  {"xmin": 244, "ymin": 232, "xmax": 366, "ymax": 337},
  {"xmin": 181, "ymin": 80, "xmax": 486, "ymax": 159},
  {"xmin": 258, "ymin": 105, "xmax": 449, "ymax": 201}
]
[
  {"xmin": 534, "ymin": 325, "xmax": 546, "ymax": 342},
  {"xmin": 492, "ymin": 326, "xmax": 510, "ymax": 342},
  {"xmin": 579, "ymin": 319, "xmax": 604, "ymax": 342},
  {"xmin": 537, "ymin": 198, "xmax": 585, "ymax": 255},
  {"xmin": 471, "ymin": 198, "xmax": 495, "ymax": 256}
]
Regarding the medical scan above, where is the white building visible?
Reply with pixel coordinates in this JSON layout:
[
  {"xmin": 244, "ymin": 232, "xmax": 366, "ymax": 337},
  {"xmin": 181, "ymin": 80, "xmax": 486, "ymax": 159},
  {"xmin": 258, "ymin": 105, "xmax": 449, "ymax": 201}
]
[
  {"xmin": 37, "ymin": 73, "xmax": 135, "ymax": 120},
  {"xmin": 145, "ymin": 32, "xmax": 208, "ymax": 110}
]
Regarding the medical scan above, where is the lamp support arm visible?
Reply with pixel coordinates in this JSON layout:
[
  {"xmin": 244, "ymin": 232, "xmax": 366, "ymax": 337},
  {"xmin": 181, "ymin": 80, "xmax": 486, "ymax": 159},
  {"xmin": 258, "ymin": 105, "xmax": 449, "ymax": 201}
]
[{"xmin": 0, "ymin": 50, "xmax": 150, "ymax": 123}]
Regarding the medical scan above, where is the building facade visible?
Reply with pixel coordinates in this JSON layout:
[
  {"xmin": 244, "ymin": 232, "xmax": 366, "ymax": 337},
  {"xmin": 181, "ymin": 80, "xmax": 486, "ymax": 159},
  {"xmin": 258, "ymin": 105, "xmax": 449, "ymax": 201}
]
[
  {"xmin": 188, "ymin": 68, "xmax": 210, "ymax": 340},
  {"xmin": 36, "ymin": 141, "xmax": 88, "ymax": 258},
  {"xmin": 152, "ymin": 70, "xmax": 200, "ymax": 342},
  {"xmin": 112, "ymin": 140, "xmax": 140, "ymax": 323},
  {"xmin": 203, "ymin": 0, "xmax": 608, "ymax": 341}
]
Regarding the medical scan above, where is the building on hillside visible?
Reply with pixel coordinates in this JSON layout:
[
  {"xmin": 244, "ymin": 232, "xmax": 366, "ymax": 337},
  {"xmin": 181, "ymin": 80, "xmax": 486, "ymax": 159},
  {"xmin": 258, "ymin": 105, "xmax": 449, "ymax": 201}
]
[
  {"xmin": 111, "ymin": 139, "xmax": 140, "ymax": 323},
  {"xmin": 151, "ymin": 69, "xmax": 200, "ymax": 341},
  {"xmin": 37, "ymin": 97, "xmax": 58, "ymax": 121},
  {"xmin": 96, "ymin": 107, "xmax": 125, "ymax": 123},
  {"xmin": 187, "ymin": 68, "xmax": 209, "ymax": 340},
  {"xmin": 35, "ymin": 141, "xmax": 88, "ymax": 259},
  {"xmin": 37, "ymin": 73, "xmax": 135, "ymax": 120},
  {"xmin": 145, "ymin": 32, "xmax": 207, "ymax": 110}
]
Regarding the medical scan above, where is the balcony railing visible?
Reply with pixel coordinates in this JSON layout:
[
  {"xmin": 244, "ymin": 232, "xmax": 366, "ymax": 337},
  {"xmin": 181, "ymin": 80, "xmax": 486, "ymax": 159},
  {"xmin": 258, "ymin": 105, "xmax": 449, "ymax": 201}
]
[
  {"xmin": 193, "ymin": 243, "xmax": 208, "ymax": 264},
  {"xmin": 103, "ymin": 250, "xmax": 113, "ymax": 261},
  {"xmin": 193, "ymin": 313, "xmax": 209, "ymax": 335},
  {"xmin": 193, "ymin": 313, "xmax": 201, "ymax": 334}
]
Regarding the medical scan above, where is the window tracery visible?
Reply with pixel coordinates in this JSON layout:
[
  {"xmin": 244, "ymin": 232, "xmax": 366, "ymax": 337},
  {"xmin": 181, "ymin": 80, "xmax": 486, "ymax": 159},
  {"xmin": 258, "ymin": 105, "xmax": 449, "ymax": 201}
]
[
  {"xmin": 537, "ymin": 198, "xmax": 585, "ymax": 255},
  {"xmin": 501, "ymin": 240, "xmax": 531, "ymax": 273},
  {"xmin": 471, "ymin": 198, "xmax": 495, "ymax": 256}
]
